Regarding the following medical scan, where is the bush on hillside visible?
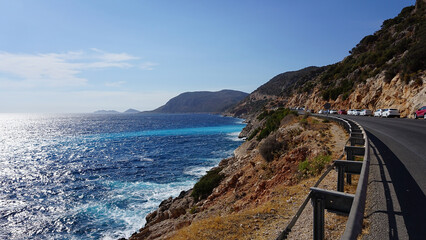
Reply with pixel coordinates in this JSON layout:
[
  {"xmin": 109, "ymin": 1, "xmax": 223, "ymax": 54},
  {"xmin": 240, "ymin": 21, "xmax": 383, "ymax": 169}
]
[
  {"xmin": 298, "ymin": 155, "xmax": 332, "ymax": 177},
  {"xmin": 191, "ymin": 168, "xmax": 224, "ymax": 201},
  {"xmin": 259, "ymin": 134, "xmax": 286, "ymax": 162},
  {"xmin": 256, "ymin": 108, "xmax": 297, "ymax": 141}
]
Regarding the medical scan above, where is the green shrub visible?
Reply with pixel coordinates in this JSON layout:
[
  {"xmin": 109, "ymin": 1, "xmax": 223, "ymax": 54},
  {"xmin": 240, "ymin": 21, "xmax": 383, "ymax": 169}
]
[
  {"xmin": 298, "ymin": 155, "xmax": 332, "ymax": 177},
  {"xmin": 259, "ymin": 134, "xmax": 285, "ymax": 162},
  {"xmin": 189, "ymin": 206, "xmax": 198, "ymax": 214},
  {"xmin": 342, "ymin": 92, "xmax": 350, "ymax": 101},
  {"xmin": 257, "ymin": 110, "xmax": 271, "ymax": 120},
  {"xmin": 299, "ymin": 118, "xmax": 308, "ymax": 128},
  {"xmin": 247, "ymin": 127, "xmax": 261, "ymax": 141},
  {"xmin": 191, "ymin": 168, "xmax": 224, "ymax": 201},
  {"xmin": 256, "ymin": 108, "xmax": 297, "ymax": 141}
]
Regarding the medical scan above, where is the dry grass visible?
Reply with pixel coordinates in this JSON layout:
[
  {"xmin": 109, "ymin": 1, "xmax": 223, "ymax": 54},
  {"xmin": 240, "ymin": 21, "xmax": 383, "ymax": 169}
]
[{"xmin": 170, "ymin": 178, "xmax": 318, "ymax": 240}]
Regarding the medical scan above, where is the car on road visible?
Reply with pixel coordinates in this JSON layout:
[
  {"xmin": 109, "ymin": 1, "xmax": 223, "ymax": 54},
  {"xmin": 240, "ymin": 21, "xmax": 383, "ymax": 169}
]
[
  {"xmin": 338, "ymin": 110, "xmax": 347, "ymax": 115},
  {"xmin": 382, "ymin": 108, "xmax": 400, "ymax": 118},
  {"xmin": 352, "ymin": 109, "xmax": 361, "ymax": 116},
  {"xmin": 348, "ymin": 109, "xmax": 354, "ymax": 115},
  {"xmin": 318, "ymin": 110, "xmax": 325, "ymax": 114},
  {"xmin": 360, "ymin": 109, "xmax": 372, "ymax": 116},
  {"xmin": 374, "ymin": 109, "xmax": 383, "ymax": 117},
  {"xmin": 330, "ymin": 109, "xmax": 337, "ymax": 114},
  {"xmin": 414, "ymin": 106, "xmax": 426, "ymax": 119}
]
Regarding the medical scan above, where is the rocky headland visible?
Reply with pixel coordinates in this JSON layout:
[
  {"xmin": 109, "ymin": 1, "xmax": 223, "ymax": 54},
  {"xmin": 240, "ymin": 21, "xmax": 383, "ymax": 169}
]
[{"xmin": 151, "ymin": 90, "xmax": 248, "ymax": 114}]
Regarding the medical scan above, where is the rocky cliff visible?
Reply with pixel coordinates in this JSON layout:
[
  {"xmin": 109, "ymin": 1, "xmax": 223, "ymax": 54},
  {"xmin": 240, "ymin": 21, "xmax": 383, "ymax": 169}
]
[{"xmin": 230, "ymin": 1, "xmax": 425, "ymax": 118}]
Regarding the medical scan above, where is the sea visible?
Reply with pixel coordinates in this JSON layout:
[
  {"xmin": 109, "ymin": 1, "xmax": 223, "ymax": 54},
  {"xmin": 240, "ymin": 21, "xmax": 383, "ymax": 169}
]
[{"xmin": 0, "ymin": 113, "xmax": 245, "ymax": 239}]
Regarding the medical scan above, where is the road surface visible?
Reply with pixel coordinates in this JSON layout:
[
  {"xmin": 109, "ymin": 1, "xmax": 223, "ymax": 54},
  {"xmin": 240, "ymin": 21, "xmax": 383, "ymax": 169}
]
[{"xmin": 341, "ymin": 115, "xmax": 426, "ymax": 239}]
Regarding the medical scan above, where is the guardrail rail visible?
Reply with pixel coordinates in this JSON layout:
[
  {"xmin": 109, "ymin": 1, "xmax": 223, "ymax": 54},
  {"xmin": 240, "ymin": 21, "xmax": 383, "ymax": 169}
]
[{"xmin": 276, "ymin": 115, "xmax": 370, "ymax": 240}]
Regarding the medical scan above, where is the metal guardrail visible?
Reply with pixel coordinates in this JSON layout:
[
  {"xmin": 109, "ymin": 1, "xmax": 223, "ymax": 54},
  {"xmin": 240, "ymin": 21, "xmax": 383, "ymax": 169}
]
[{"xmin": 276, "ymin": 115, "xmax": 370, "ymax": 240}]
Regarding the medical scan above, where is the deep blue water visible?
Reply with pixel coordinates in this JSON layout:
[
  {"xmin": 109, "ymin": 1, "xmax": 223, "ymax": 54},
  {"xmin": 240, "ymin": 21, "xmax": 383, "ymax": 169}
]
[{"xmin": 0, "ymin": 113, "xmax": 245, "ymax": 239}]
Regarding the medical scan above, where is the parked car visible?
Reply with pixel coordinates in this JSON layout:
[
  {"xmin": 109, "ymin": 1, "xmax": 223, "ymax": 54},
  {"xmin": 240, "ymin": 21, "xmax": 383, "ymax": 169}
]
[
  {"xmin": 382, "ymin": 108, "xmax": 400, "ymax": 118},
  {"xmin": 360, "ymin": 109, "xmax": 372, "ymax": 116},
  {"xmin": 318, "ymin": 110, "xmax": 325, "ymax": 114},
  {"xmin": 414, "ymin": 106, "xmax": 426, "ymax": 119},
  {"xmin": 374, "ymin": 109, "xmax": 383, "ymax": 117},
  {"xmin": 352, "ymin": 109, "xmax": 361, "ymax": 116},
  {"xmin": 347, "ymin": 109, "xmax": 354, "ymax": 115},
  {"xmin": 330, "ymin": 109, "xmax": 337, "ymax": 114},
  {"xmin": 338, "ymin": 110, "xmax": 347, "ymax": 115}
]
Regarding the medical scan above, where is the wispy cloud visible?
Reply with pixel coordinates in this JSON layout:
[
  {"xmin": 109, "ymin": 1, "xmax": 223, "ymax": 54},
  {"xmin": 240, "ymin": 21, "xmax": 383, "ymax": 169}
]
[
  {"xmin": 0, "ymin": 49, "xmax": 140, "ymax": 88},
  {"xmin": 140, "ymin": 62, "xmax": 159, "ymax": 71}
]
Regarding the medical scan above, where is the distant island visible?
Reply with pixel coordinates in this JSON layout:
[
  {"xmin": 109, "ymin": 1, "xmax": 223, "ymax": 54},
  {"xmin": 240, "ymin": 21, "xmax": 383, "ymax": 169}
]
[
  {"xmin": 151, "ymin": 89, "xmax": 248, "ymax": 113},
  {"xmin": 93, "ymin": 108, "xmax": 140, "ymax": 114},
  {"xmin": 123, "ymin": 108, "xmax": 141, "ymax": 113}
]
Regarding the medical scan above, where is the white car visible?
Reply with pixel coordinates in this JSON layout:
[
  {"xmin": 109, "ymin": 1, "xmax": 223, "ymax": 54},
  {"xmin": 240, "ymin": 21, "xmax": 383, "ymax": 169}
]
[
  {"xmin": 352, "ymin": 109, "xmax": 361, "ymax": 116},
  {"xmin": 330, "ymin": 110, "xmax": 337, "ymax": 114},
  {"xmin": 360, "ymin": 109, "xmax": 372, "ymax": 116},
  {"xmin": 318, "ymin": 110, "xmax": 324, "ymax": 114},
  {"xmin": 382, "ymin": 108, "xmax": 400, "ymax": 118},
  {"xmin": 374, "ymin": 109, "xmax": 383, "ymax": 117},
  {"xmin": 348, "ymin": 109, "xmax": 354, "ymax": 115}
]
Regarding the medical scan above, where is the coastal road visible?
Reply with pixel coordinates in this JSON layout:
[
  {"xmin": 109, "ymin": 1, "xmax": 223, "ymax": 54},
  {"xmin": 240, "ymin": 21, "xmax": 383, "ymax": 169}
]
[{"xmin": 340, "ymin": 115, "xmax": 426, "ymax": 239}]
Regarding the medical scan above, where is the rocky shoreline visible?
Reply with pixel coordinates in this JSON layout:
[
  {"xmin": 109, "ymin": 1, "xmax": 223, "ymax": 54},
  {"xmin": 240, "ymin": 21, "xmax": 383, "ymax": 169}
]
[{"xmin": 126, "ymin": 112, "xmax": 349, "ymax": 239}]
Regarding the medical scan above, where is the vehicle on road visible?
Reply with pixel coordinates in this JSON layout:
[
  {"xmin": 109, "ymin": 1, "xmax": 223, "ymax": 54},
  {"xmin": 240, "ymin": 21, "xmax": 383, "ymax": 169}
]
[
  {"xmin": 360, "ymin": 109, "xmax": 372, "ymax": 116},
  {"xmin": 374, "ymin": 109, "xmax": 383, "ymax": 117},
  {"xmin": 352, "ymin": 109, "xmax": 361, "ymax": 116},
  {"xmin": 382, "ymin": 108, "xmax": 400, "ymax": 118},
  {"xmin": 318, "ymin": 110, "xmax": 325, "ymax": 114},
  {"xmin": 338, "ymin": 109, "xmax": 347, "ymax": 115},
  {"xmin": 330, "ymin": 109, "xmax": 337, "ymax": 114},
  {"xmin": 414, "ymin": 106, "xmax": 426, "ymax": 119},
  {"xmin": 348, "ymin": 109, "xmax": 354, "ymax": 115}
]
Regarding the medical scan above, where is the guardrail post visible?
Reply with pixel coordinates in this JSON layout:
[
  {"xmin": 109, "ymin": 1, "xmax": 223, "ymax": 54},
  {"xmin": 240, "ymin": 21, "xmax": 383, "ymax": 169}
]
[
  {"xmin": 312, "ymin": 195, "xmax": 325, "ymax": 240},
  {"xmin": 310, "ymin": 187, "xmax": 355, "ymax": 240},
  {"xmin": 345, "ymin": 148, "xmax": 353, "ymax": 185},
  {"xmin": 335, "ymin": 160, "xmax": 364, "ymax": 191},
  {"xmin": 337, "ymin": 165, "xmax": 345, "ymax": 192},
  {"xmin": 347, "ymin": 174, "xmax": 352, "ymax": 185}
]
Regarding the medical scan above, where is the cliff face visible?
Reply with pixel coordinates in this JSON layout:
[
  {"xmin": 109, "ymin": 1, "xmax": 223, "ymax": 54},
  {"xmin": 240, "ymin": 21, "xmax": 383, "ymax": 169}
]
[
  {"xmin": 229, "ymin": 2, "xmax": 425, "ymax": 118},
  {"xmin": 280, "ymin": 72, "xmax": 426, "ymax": 118}
]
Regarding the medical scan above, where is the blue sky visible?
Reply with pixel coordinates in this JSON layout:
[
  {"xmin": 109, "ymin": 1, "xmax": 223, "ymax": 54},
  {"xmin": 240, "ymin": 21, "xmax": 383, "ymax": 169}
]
[{"xmin": 0, "ymin": 0, "xmax": 415, "ymax": 113}]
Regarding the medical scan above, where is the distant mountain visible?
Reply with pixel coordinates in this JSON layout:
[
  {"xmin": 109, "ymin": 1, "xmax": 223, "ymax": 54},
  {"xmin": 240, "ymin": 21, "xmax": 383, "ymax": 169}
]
[
  {"xmin": 93, "ymin": 110, "xmax": 120, "ymax": 114},
  {"xmin": 152, "ymin": 90, "xmax": 248, "ymax": 113},
  {"xmin": 124, "ymin": 108, "xmax": 140, "ymax": 113}
]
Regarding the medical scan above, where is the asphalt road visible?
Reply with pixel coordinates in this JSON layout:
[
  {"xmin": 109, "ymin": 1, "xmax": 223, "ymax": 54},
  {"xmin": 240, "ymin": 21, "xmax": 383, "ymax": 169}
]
[{"xmin": 340, "ymin": 115, "xmax": 426, "ymax": 239}]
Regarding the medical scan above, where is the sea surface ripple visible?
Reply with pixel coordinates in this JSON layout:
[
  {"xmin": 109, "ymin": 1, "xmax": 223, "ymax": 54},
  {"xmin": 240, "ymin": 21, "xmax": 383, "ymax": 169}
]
[{"xmin": 0, "ymin": 113, "xmax": 245, "ymax": 239}]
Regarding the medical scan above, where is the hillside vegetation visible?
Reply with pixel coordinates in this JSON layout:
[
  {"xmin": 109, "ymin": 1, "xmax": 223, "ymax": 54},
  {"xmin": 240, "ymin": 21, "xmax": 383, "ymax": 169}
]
[{"xmin": 229, "ymin": 1, "xmax": 425, "ymax": 118}]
